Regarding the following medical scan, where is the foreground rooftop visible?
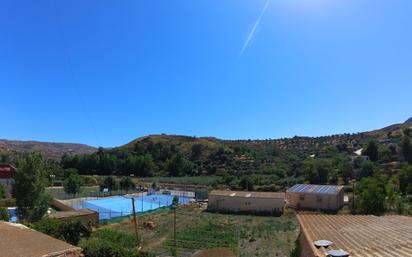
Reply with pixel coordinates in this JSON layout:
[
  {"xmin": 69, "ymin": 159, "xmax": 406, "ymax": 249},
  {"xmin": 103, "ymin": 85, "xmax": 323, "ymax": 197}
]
[
  {"xmin": 297, "ymin": 214, "xmax": 412, "ymax": 257},
  {"xmin": 0, "ymin": 222, "xmax": 81, "ymax": 257}
]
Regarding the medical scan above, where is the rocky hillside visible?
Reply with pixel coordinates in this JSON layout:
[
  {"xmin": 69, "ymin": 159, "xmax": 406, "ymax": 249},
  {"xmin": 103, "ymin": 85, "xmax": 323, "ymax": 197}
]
[
  {"xmin": 0, "ymin": 139, "xmax": 96, "ymax": 160},
  {"xmin": 122, "ymin": 117, "xmax": 412, "ymax": 156}
]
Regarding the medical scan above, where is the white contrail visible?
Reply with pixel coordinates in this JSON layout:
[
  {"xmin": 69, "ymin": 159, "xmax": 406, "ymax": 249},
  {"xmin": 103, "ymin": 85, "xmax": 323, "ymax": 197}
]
[{"xmin": 239, "ymin": 0, "xmax": 271, "ymax": 57}]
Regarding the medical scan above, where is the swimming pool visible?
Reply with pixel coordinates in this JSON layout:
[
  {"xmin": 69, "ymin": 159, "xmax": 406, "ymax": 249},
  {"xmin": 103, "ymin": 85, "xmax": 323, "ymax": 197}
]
[{"xmin": 80, "ymin": 194, "xmax": 190, "ymax": 220}]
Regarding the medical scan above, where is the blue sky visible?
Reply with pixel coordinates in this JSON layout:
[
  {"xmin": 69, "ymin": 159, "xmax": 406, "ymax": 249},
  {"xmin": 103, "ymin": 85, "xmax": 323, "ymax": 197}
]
[{"xmin": 1, "ymin": 0, "xmax": 411, "ymax": 147}]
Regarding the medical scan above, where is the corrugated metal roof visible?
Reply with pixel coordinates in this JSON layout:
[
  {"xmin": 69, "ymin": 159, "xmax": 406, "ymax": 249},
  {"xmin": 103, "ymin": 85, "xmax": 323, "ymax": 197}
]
[
  {"xmin": 287, "ymin": 184, "xmax": 343, "ymax": 195},
  {"xmin": 209, "ymin": 190, "xmax": 285, "ymax": 199},
  {"xmin": 297, "ymin": 214, "xmax": 412, "ymax": 257}
]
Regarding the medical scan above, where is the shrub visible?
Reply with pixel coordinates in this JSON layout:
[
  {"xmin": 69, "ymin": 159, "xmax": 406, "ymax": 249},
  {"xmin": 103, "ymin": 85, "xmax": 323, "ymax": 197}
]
[
  {"xmin": 81, "ymin": 237, "xmax": 131, "ymax": 257},
  {"xmin": 82, "ymin": 176, "xmax": 99, "ymax": 186},
  {"xmin": 0, "ymin": 207, "xmax": 10, "ymax": 221},
  {"xmin": 290, "ymin": 239, "xmax": 301, "ymax": 257},
  {"xmin": 80, "ymin": 228, "xmax": 137, "ymax": 257}
]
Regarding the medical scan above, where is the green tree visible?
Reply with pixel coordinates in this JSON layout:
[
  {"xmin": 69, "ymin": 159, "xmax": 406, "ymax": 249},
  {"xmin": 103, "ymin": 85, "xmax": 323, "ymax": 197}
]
[
  {"xmin": 399, "ymin": 165, "xmax": 412, "ymax": 195},
  {"xmin": 355, "ymin": 176, "xmax": 386, "ymax": 215},
  {"xmin": 378, "ymin": 146, "xmax": 392, "ymax": 163},
  {"xmin": 101, "ymin": 176, "xmax": 118, "ymax": 193},
  {"xmin": 0, "ymin": 207, "xmax": 9, "ymax": 221},
  {"xmin": 119, "ymin": 177, "xmax": 135, "ymax": 192},
  {"xmin": 339, "ymin": 162, "xmax": 353, "ymax": 184},
  {"xmin": 362, "ymin": 139, "xmax": 379, "ymax": 162},
  {"xmin": 304, "ymin": 159, "xmax": 330, "ymax": 184},
  {"xmin": 13, "ymin": 153, "xmax": 50, "ymax": 221},
  {"xmin": 64, "ymin": 172, "xmax": 82, "ymax": 198},
  {"xmin": 239, "ymin": 176, "xmax": 254, "ymax": 191},
  {"xmin": 32, "ymin": 218, "xmax": 91, "ymax": 246},
  {"xmin": 190, "ymin": 143, "xmax": 203, "ymax": 160},
  {"xmin": 358, "ymin": 160, "xmax": 374, "ymax": 179},
  {"xmin": 401, "ymin": 135, "xmax": 412, "ymax": 164},
  {"xmin": 172, "ymin": 196, "xmax": 179, "ymax": 206},
  {"xmin": 165, "ymin": 154, "xmax": 194, "ymax": 177},
  {"xmin": 385, "ymin": 178, "xmax": 403, "ymax": 213},
  {"xmin": 0, "ymin": 184, "xmax": 5, "ymax": 199}
]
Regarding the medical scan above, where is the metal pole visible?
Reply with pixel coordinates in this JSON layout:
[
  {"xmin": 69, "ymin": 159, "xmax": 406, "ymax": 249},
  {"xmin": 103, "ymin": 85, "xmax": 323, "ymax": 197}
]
[
  {"xmin": 131, "ymin": 198, "xmax": 140, "ymax": 253},
  {"xmin": 352, "ymin": 182, "xmax": 355, "ymax": 214},
  {"xmin": 174, "ymin": 206, "xmax": 177, "ymax": 251}
]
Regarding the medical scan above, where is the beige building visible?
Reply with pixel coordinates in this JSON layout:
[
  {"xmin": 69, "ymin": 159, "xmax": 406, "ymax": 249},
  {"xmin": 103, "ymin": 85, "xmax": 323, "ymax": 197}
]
[
  {"xmin": 208, "ymin": 190, "xmax": 285, "ymax": 215},
  {"xmin": 0, "ymin": 222, "xmax": 82, "ymax": 257},
  {"xmin": 286, "ymin": 184, "xmax": 344, "ymax": 211},
  {"xmin": 297, "ymin": 214, "xmax": 412, "ymax": 257}
]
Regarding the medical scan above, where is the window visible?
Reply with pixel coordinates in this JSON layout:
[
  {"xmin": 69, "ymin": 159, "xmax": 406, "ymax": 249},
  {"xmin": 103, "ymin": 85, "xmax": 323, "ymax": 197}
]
[
  {"xmin": 317, "ymin": 196, "xmax": 323, "ymax": 203},
  {"xmin": 299, "ymin": 195, "xmax": 305, "ymax": 201}
]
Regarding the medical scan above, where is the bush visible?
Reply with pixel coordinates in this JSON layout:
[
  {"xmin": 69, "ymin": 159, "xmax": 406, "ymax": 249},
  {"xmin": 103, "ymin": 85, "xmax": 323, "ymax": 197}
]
[
  {"xmin": 31, "ymin": 218, "xmax": 91, "ymax": 246},
  {"xmin": 80, "ymin": 228, "xmax": 137, "ymax": 257},
  {"xmin": 82, "ymin": 176, "xmax": 99, "ymax": 186},
  {"xmin": 0, "ymin": 198, "xmax": 16, "ymax": 207},
  {"xmin": 0, "ymin": 207, "xmax": 10, "ymax": 221},
  {"xmin": 290, "ymin": 239, "xmax": 301, "ymax": 257},
  {"xmin": 81, "ymin": 238, "xmax": 131, "ymax": 257}
]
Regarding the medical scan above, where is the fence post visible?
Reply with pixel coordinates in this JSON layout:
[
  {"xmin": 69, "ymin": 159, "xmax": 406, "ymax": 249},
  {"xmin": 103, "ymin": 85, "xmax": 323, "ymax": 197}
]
[{"xmin": 131, "ymin": 198, "xmax": 140, "ymax": 253}]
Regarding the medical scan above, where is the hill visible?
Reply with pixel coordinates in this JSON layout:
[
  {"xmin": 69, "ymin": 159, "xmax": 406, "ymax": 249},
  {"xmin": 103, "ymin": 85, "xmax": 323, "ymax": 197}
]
[
  {"xmin": 121, "ymin": 117, "xmax": 412, "ymax": 157},
  {"xmin": 5, "ymin": 117, "xmax": 412, "ymax": 189},
  {"xmin": 0, "ymin": 139, "xmax": 96, "ymax": 160}
]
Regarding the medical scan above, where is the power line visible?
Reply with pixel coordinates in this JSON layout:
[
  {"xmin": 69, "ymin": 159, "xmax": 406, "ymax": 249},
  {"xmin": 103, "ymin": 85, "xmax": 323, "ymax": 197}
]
[{"xmin": 51, "ymin": 2, "xmax": 101, "ymax": 146}]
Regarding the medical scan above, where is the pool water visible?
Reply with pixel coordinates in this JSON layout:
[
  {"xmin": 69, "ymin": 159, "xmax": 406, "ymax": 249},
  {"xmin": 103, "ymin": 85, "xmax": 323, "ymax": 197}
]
[{"xmin": 80, "ymin": 194, "xmax": 190, "ymax": 220}]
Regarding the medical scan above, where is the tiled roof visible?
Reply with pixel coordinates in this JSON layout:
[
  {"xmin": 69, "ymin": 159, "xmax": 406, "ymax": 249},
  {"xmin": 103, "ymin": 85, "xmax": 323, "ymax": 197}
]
[
  {"xmin": 0, "ymin": 222, "xmax": 81, "ymax": 257},
  {"xmin": 209, "ymin": 190, "xmax": 285, "ymax": 199},
  {"xmin": 297, "ymin": 214, "xmax": 412, "ymax": 257},
  {"xmin": 287, "ymin": 184, "xmax": 343, "ymax": 195}
]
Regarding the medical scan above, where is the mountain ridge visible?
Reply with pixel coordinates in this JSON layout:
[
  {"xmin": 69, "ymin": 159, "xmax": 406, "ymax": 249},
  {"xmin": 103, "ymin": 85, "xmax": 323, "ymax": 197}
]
[
  {"xmin": 1, "ymin": 117, "xmax": 411, "ymax": 160},
  {"xmin": 0, "ymin": 139, "xmax": 96, "ymax": 160}
]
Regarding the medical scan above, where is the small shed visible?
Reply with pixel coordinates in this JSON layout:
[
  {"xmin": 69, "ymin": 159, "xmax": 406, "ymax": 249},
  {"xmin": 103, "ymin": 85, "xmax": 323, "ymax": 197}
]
[
  {"xmin": 208, "ymin": 190, "xmax": 285, "ymax": 215},
  {"xmin": 286, "ymin": 184, "xmax": 344, "ymax": 211},
  {"xmin": 0, "ymin": 164, "xmax": 16, "ymax": 186}
]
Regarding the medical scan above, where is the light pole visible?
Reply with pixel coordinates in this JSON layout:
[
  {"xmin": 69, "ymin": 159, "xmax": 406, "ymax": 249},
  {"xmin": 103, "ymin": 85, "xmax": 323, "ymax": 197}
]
[{"xmin": 49, "ymin": 174, "xmax": 55, "ymax": 186}]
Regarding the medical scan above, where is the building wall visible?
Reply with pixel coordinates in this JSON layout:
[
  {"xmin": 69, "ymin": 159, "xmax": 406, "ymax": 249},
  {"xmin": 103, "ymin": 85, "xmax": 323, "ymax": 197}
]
[
  {"xmin": 208, "ymin": 195, "xmax": 285, "ymax": 214},
  {"xmin": 299, "ymin": 231, "xmax": 317, "ymax": 257},
  {"xmin": 287, "ymin": 189, "xmax": 344, "ymax": 211},
  {"xmin": 0, "ymin": 178, "xmax": 14, "ymax": 186},
  {"xmin": 49, "ymin": 211, "xmax": 99, "ymax": 227}
]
